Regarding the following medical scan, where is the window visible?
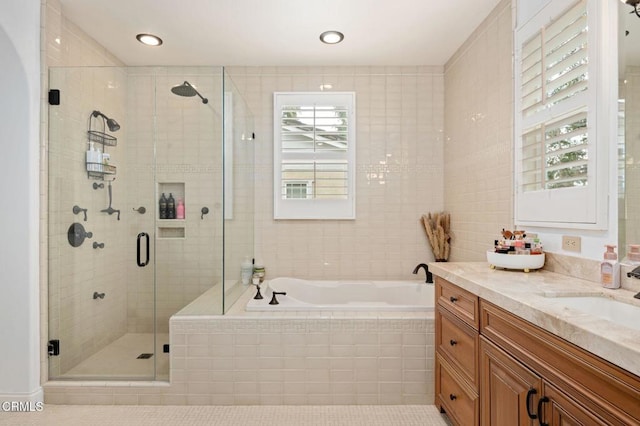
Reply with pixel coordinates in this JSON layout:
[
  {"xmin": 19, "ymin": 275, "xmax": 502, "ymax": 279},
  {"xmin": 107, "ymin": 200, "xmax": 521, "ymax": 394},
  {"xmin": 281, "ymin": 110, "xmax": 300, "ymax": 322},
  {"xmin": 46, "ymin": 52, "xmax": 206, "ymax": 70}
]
[
  {"xmin": 285, "ymin": 181, "xmax": 313, "ymax": 199},
  {"xmin": 273, "ymin": 92, "xmax": 356, "ymax": 219},
  {"xmin": 514, "ymin": 0, "xmax": 608, "ymax": 227}
]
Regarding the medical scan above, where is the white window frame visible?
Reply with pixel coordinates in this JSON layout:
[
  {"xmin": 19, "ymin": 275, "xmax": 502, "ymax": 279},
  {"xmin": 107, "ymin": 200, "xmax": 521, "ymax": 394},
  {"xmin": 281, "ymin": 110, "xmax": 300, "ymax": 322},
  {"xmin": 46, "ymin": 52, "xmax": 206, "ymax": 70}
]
[
  {"xmin": 273, "ymin": 92, "xmax": 356, "ymax": 220},
  {"xmin": 514, "ymin": 0, "xmax": 611, "ymax": 229}
]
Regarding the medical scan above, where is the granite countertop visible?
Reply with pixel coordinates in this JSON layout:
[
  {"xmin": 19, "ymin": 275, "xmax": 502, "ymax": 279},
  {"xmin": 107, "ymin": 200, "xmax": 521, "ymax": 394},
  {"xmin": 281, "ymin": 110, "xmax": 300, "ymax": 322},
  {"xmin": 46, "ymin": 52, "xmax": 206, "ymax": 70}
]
[{"xmin": 428, "ymin": 261, "xmax": 640, "ymax": 378}]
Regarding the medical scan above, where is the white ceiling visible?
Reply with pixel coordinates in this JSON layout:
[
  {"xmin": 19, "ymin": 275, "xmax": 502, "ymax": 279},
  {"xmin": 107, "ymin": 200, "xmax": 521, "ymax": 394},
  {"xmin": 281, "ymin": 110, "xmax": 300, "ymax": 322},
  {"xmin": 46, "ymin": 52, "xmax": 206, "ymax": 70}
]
[{"xmin": 59, "ymin": 0, "xmax": 502, "ymax": 66}]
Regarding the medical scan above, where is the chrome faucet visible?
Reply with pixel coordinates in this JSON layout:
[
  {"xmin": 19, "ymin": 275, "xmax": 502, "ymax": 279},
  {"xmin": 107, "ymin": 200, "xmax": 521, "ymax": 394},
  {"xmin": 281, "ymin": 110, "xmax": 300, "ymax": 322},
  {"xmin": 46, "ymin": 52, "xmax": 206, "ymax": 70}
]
[{"xmin": 413, "ymin": 263, "xmax": 433, "ymax": 284}]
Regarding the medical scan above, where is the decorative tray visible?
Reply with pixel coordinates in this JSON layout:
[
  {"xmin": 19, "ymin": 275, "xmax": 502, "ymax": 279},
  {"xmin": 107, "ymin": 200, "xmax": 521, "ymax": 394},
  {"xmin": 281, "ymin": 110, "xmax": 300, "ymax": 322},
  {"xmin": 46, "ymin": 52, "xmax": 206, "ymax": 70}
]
[{"xmin": 486, "ymin": 250, "xmax": 545, "ymax": 272}]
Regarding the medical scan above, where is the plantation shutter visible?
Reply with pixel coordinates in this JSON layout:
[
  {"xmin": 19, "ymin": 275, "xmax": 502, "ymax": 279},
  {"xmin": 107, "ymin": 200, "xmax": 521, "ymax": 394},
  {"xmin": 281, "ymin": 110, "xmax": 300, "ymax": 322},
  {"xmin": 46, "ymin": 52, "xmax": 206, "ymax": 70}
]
[
  {"xmin": 274, "ymin": 92, "xmax": 356, "ymax": 219},
  {"xmin": 515, "ymin": 0, "xmax": 602, "ymax": 226}
]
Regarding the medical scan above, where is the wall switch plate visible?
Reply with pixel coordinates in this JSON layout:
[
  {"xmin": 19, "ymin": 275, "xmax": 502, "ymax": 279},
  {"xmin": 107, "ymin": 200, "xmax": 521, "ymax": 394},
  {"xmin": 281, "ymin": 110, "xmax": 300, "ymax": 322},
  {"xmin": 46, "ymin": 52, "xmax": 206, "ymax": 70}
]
[{"xmin": 562, "ymin": 235, "xmax": 581, "ymax": 252}]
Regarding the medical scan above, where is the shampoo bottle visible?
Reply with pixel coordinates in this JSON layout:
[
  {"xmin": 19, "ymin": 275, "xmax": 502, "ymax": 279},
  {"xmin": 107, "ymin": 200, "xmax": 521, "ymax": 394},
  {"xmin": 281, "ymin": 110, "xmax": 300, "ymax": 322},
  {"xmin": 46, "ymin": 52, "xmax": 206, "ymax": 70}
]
[
  {"xmin": 159, "ymin": 193, "xmax": 168, "ymax": 219},
  {"xmin": 95, "ymin": 147, "xmax": 103, "ymax": 172},
  {"xmin": 167, "ymin": 193, "xmax": 176, "ymax": 219},
  {"xmin": 241, "ymin": 256, "xmax": 253, "ymax": 285},
  {"xmin": 601, "ymin": 245, "xmax": 620, "ymax": 289},
  {"xmin": 176, "ymin": 198, "xmax": 185, "ymax": 219},
  {"xmin": 86, "ymin": 142, "xmax": 93, "ymax": 171}
]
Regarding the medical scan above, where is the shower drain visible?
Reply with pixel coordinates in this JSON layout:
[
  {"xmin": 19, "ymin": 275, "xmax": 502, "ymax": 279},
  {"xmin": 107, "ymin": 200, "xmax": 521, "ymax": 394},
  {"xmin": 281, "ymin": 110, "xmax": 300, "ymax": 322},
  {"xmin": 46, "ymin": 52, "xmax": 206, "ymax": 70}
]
[{"xmin": 136, "ymin": 353, "xmax": 153, "ymax": 359}]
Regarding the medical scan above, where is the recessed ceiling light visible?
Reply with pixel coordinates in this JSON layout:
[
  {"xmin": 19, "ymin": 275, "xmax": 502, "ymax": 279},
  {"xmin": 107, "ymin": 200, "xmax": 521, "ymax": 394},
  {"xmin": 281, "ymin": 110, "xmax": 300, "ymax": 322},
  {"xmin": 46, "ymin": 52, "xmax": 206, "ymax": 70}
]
[
  {"xmin": 136, "ymin": 33, "xmax": 163, "ymax": 46},
  {"xmin": 319, "ymin": 31, "xmax": 344, "ymax": 44}
]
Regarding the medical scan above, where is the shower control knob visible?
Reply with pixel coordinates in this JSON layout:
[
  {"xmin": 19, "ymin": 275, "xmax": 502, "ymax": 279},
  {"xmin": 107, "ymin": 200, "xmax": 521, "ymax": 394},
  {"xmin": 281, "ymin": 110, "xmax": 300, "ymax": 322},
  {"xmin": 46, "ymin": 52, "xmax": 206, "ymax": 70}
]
[
  {"xmin": 201, "ymin": 206, "xmax": 210, "ymax": 219},
  {"xmin": 93, "ymin": 242, "xmax": 104, "ymax": 249}
]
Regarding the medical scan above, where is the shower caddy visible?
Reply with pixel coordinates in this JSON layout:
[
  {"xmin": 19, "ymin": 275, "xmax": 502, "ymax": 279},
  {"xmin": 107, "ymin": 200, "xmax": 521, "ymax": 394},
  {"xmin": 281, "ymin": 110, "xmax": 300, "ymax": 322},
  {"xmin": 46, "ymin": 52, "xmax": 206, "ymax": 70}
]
[{"xmin": 86, "ymin": 117, "xmax": 117, "ymax": 180}]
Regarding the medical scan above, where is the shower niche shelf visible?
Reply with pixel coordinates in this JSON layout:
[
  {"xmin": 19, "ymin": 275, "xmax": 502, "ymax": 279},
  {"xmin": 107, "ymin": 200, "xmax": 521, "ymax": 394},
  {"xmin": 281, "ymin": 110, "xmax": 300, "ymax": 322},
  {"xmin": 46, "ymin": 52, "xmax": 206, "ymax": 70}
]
[
  {"xmin": 158, "ymin": 226, "xmax": 185, "ymax": 239},
  {"xmin": 157, "ymin": 182, "xmax": 186, "ymax": 239}
]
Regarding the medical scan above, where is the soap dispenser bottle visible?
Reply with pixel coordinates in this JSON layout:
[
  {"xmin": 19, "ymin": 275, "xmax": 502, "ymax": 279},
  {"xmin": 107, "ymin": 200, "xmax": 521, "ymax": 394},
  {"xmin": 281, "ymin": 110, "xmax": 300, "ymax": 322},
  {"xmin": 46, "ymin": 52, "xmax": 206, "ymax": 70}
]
[{"xmin": 601, "ymin": 244, "xmax": 620, "ymax": 289}]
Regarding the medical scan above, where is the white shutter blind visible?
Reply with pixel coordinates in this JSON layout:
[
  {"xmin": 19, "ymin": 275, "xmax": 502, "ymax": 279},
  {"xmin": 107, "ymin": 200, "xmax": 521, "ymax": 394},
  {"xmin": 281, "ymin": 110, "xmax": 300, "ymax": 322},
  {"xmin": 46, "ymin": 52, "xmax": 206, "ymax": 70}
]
[
  {"xmin": 274, "ymin": 92, "xmax": 356, "ymax": 220},
  {"xmin": 279, "ymin": 104, "xmax": 350, "ymax": 200},
  {"xmin": 515, "ymin": 0, "xmax": 603, "ymax": 226}
]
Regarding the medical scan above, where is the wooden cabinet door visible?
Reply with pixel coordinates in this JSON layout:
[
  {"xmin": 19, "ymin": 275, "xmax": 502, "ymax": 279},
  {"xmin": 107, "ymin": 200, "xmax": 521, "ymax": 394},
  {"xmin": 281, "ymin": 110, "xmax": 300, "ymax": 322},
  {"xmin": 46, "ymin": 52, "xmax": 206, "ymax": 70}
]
[
  {"xmin": 436, "ymin": 353, "xmax": 479, "ymax": 426},
  {"xmin": 480, "ymin": 337, "xmax": 542, "ymax": 426},
  {"xmin": 541, "ymin": 383, "xmax": 608, "ymax": 426}
]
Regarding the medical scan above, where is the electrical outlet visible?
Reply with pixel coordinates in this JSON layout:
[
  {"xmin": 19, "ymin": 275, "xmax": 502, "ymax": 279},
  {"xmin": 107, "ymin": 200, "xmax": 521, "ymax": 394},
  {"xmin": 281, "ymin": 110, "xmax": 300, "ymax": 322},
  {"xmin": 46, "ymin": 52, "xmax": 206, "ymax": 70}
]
[{"xmin": 562, "ymin": 236, "xmax": 582, "ymax": 252}]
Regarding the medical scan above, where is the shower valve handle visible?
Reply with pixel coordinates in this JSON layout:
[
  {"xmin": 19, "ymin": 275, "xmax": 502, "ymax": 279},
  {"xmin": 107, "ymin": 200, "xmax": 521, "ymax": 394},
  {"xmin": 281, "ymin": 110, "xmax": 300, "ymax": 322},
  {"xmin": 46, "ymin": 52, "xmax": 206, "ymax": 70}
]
[{"xmin": 73, "ymin": 205, "xmax": 88, "ymax": 221}]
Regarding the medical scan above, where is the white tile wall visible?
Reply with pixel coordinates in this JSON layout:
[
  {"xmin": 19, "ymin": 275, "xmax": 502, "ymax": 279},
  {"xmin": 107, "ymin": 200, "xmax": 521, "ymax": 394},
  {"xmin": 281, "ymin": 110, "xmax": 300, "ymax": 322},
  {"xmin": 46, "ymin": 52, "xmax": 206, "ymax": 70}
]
[
  {"xmin": 226, "ymin": 66, "xmax": 444, "ymax": 279},
  {"xmin": 443, "ymin": 0, "xmax": 514, "ymax": 261}
]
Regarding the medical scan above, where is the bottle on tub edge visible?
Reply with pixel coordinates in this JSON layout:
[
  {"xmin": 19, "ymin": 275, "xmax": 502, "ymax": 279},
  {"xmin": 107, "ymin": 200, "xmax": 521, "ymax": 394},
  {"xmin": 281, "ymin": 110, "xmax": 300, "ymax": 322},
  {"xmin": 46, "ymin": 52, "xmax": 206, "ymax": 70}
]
[{"xmin": 241, "ymin": 256, "xmax": 253, "ymax": 285}]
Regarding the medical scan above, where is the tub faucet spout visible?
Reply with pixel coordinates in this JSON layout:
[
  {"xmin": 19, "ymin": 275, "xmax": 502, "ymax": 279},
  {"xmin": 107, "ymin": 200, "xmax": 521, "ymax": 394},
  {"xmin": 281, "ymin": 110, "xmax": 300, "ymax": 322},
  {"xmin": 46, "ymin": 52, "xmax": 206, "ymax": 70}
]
[
  {"xmin": 269, "ymin": 291, "xmax": 287, "ymax": 305},
  {"xmin": 413, "ymin": 263, "xmax": 433, "ymax": 284}
]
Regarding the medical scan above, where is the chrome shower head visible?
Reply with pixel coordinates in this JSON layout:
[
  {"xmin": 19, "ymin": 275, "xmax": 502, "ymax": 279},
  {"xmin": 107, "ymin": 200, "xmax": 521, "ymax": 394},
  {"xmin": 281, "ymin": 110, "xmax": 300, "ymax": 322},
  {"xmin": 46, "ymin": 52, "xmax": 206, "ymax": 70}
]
[
  {"xmin": 91, "ymin": 110, "xmax": 120, "ymax": 132},
  {"xmin": 171, "ymin": 81, "xmax": 208, "ymax": 104}
]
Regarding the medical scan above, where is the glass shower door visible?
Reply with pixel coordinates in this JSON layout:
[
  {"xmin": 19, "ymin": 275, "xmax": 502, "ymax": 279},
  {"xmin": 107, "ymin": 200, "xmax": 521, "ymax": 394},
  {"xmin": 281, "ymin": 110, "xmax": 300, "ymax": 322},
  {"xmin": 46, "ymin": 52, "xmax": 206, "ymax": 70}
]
[{"xmin": 48, "ymin": 66, "xmax": 157, "ymax": 380}]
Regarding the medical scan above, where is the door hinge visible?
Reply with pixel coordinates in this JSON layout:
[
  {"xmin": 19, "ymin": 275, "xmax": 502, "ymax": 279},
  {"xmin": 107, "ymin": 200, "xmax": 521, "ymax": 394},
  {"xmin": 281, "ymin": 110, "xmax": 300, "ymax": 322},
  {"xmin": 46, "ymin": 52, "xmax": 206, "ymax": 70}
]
[
  {"xmin": 48, "ymin": 339, "xmax": 60, "ymax": 356},
  {"xmin": 48, "ymin": 89, "xmax": 60, "ymax": 105}
]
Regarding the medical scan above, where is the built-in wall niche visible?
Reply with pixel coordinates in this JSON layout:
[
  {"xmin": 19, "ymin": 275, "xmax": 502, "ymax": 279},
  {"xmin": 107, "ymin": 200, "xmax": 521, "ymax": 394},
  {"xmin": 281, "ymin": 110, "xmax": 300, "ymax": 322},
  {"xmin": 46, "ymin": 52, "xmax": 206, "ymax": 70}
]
[{"xmin": 157, "ymin": 182, "xmax": 185, "ymax": 239}]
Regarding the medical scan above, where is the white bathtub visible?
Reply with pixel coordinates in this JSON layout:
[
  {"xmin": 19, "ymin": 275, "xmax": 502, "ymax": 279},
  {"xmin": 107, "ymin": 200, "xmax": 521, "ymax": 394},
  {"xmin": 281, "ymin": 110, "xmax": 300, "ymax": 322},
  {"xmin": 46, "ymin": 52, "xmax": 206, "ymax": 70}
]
[{"xmin": 245, "ymin": 277, "xmax": 434, "ymax": 312}]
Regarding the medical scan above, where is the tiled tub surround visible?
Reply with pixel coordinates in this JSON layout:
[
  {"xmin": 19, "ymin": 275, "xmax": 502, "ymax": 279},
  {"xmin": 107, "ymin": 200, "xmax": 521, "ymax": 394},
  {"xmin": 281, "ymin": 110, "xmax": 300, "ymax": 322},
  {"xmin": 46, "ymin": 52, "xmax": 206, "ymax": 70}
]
[
  {"xmin": 428, "ymin": 261, "xmax": 640, "ymax": 378},
  {"xmin": 44, "ymin": 285, "xmax": 435, "ymax": 405}
]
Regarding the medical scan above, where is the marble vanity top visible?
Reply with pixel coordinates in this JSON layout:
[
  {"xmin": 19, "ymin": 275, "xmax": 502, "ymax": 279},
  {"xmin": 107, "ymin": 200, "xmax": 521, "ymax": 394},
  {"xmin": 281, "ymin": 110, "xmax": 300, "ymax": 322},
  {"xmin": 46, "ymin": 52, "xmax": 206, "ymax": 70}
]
[{"xmin": 428, "ymin": 261, "xmax": 640, "ymax": 378}]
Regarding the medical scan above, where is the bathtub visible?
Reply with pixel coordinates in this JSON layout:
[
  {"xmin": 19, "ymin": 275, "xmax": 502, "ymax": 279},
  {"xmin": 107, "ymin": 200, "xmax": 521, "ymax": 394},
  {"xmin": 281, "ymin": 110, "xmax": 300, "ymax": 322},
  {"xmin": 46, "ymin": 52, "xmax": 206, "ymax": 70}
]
[{"xmin": 245, "ymin": 277, "xmax": 434, "ymax": 311}]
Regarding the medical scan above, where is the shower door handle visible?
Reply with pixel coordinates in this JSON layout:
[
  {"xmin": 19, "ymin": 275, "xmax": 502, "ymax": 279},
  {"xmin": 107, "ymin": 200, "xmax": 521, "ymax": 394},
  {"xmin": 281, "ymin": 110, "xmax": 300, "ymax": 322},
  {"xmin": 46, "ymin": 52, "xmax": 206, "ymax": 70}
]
[{"xmin": 137, "ymin": 232, "xmax": 149, "ymax": 267}]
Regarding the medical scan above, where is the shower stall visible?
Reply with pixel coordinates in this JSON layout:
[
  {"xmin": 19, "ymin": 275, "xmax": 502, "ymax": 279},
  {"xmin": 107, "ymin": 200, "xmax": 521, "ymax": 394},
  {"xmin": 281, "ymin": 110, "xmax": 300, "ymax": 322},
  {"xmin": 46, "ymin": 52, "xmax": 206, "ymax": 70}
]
[{"xmin": 47, "ymin": 67, "xmax": 254, "ymax": 381}]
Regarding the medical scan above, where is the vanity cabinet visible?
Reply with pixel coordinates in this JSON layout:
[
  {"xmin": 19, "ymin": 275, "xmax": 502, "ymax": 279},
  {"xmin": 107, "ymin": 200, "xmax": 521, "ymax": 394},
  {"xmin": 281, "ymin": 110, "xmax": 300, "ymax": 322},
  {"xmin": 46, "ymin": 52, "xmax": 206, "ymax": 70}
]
[
  {"xmin": 481, "ymin": 300, "xmax": 640, "ymax": 426},
  {"xmin": 435, "ymin": 277, "xmax": 640, "ymax": 426},
  {"xmin": 435, "ymin": 277, "xmax": 480, "ymax": 425}
]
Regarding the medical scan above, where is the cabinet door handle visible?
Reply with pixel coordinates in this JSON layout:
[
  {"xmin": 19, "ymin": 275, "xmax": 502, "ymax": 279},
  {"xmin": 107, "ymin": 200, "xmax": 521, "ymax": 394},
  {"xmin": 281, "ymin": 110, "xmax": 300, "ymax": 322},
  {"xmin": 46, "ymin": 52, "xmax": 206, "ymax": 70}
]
[
  {"xmin": 526, "ymin": 388, "xmax": 538, "ymax": 420},
  {"xmin": 537, "ymin": 396, "xmax": 549, "ymax": 426},
  {"xmin": 449, "ymin": 296, "xmax": 458, "ymax": 303},
  {"xmin": 449, "ymin": 339, "xmax": 457, "ymax": 346},
  {"xmin": 449, "ymin": 394, "xmax": 457, "ymax": 401}
]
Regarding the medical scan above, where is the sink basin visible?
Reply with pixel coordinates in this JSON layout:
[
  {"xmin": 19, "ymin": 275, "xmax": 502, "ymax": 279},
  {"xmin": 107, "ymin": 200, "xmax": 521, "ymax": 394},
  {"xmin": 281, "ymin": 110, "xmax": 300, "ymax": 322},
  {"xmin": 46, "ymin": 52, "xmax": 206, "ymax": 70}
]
[{"xmin": 551, "ymin": 296, "xmax": 640, "ymax": 331}]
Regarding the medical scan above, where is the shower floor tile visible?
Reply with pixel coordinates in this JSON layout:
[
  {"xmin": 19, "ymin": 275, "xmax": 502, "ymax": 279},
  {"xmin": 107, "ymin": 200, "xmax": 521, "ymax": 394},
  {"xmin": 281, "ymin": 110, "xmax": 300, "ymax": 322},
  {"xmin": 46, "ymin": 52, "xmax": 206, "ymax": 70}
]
[{"xmin": 62, "ymin": 333, "xmax": 169, "ymax": 380}]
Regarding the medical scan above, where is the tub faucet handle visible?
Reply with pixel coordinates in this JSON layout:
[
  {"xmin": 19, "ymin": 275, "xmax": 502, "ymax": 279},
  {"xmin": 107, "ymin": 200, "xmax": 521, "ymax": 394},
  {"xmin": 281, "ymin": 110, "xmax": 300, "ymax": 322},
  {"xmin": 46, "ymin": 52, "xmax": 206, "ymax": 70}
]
[
  {"xmin": 254, "ymin": 284, "xmax": 263, "ymax": 300},
  {"xmin": 269, "ymin": 291, "xmax": 287, "ymax": 305}
]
